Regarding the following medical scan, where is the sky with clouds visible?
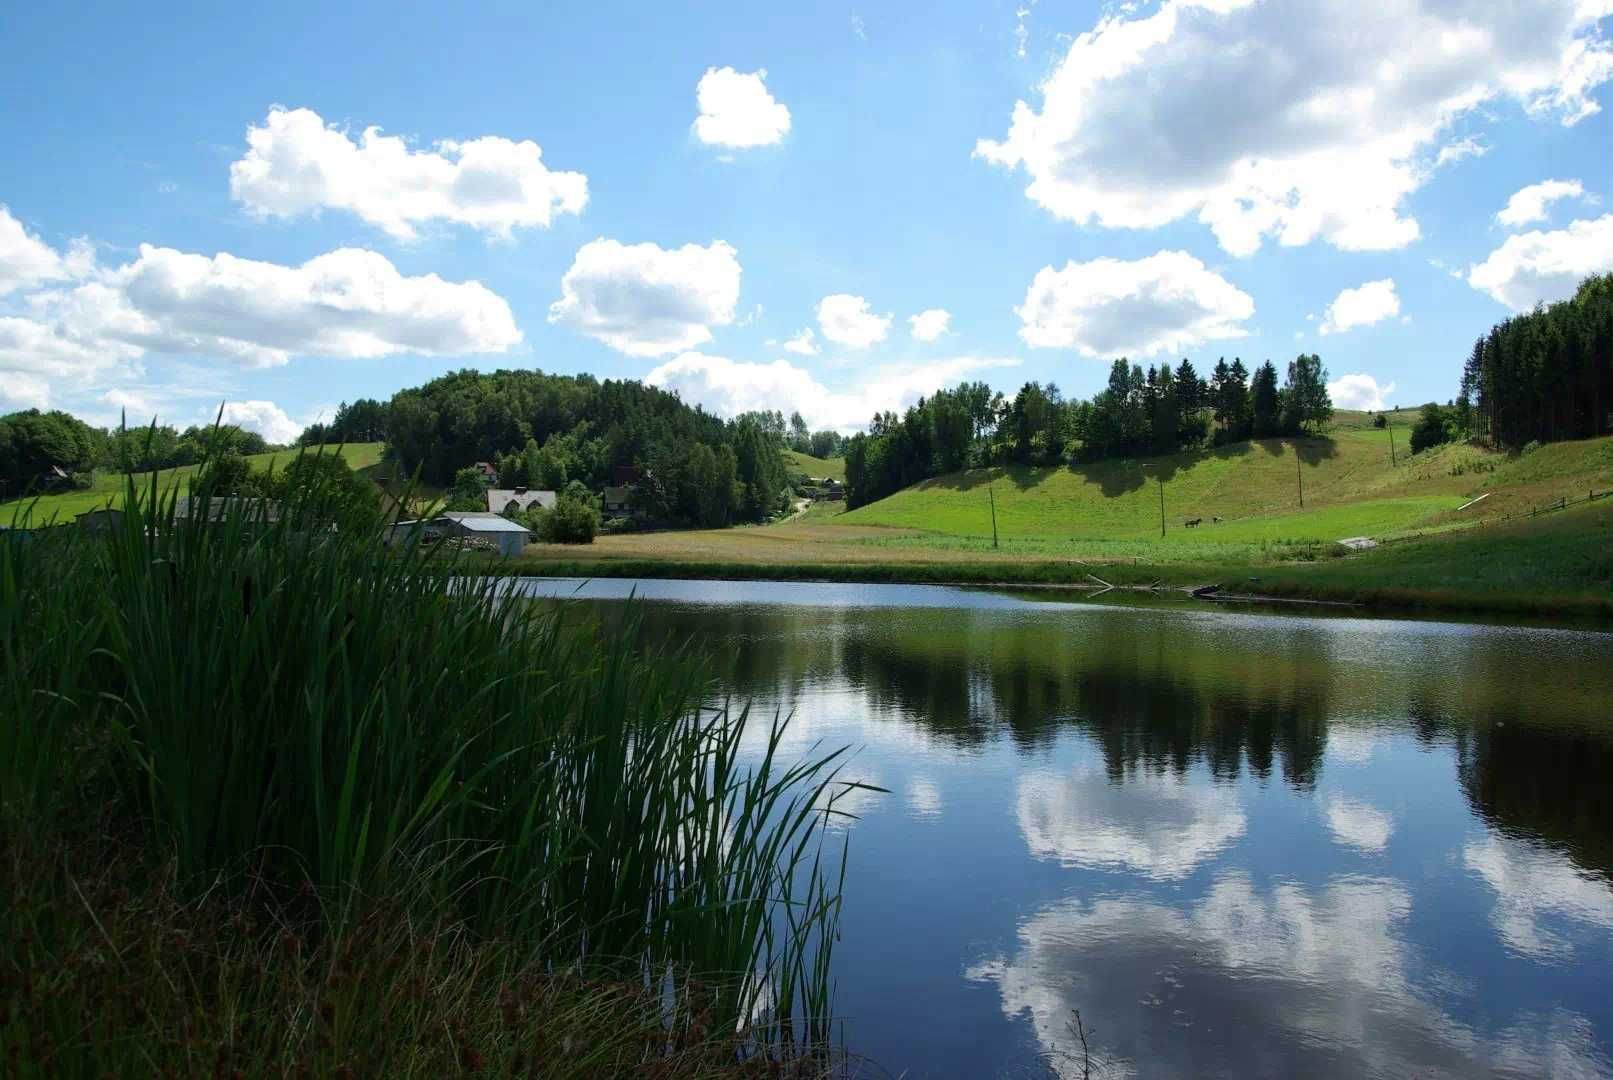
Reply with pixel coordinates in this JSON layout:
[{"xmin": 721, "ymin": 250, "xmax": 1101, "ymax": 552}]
[{"xmin": 3, "ymin": 0, "xmax": 1612, "ymax": 440}]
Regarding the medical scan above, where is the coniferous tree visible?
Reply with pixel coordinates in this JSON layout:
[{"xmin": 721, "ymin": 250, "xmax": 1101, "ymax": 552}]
[{"xmin": 1250, "ymin": 361, "xmax": 1282, "ymax": 438}]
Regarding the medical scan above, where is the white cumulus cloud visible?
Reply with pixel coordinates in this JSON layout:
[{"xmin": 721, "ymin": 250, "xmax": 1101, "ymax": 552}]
[
  {"xmin": 219, "ymin": 400, "xmax": 309, "ymax": 445},
  {"xmin": 781, "ymin": 327, "xmax": 818, "ymax": 355},
  {"xmin": 229, "ymin": 106, "xmax": 588, "ymax": 241},
  {"xmin": 0, "ymin": 205, "xmax": 92, "ymax": 296},
  {"xmin": 1467, "ymin": 214, "xmax": 1613, "ymax": 311},
  {"xmin": 1016, "ymin": 250, "xmax": 1253, "ymax": 358},
  {"xmin": 0, "ymin": 240, "xmax": 520, "ymax": 406},
  {"xmin": 1327, "ymin": 374, "xmax": 1397, "ymax": 412},
  {"xmin": 908, "ymin": 308, "xmax": 952, "ymax": 342},
  {"xmin": 1497, "ymin": 179, "xmax": 1588, "ymax": 228},
  {"xmin": 644, "ymin": 351, "xmax": 1020, "ymax": 432},
  {"xmin": 817, "ymin": 294, "xmax": 893, "ymax": 349},
  {"xmin": 548, "ymin": 238, "xmax": 742, "ymax": 357},
  {"xmin": 975, "ymin": 0, "xmax": 1613, "ymax": 256},
  {"xmin": 692, "ymin": 67, "xmax": 791, "ymax": 149},
  {"xmin": 1320, "ymin": 279, "xmax": 1401, "ymax": 335}
]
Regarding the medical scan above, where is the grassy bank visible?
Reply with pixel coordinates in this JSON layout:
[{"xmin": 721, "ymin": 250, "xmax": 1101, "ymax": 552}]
[
  {"xmin": 2, "ymin": 470, "xmax": 861, "ymax": 1075},
  {"xmin": 505, "ymin": 497, "xmax": 1613, "ymax": 621}
]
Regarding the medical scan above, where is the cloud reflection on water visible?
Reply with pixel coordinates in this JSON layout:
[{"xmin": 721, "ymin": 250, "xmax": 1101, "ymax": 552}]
[
  {"xmin": 1017, "ymin": 765, "xmax": 1246, "ymax": 880},
  {"xmin": 969, "ymin": 871, "xmax": 1610, "ymax": 1078}
]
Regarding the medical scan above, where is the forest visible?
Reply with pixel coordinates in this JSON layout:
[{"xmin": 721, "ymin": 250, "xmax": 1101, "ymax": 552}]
[
  {"xmin": 843, "ymin": 354, "xmax": 1334, "ymax": 508},
  {"xmin": 377, "ymin": 370, "xmax": 808, "ymax": 527},
  {"xmin": 1459, "ymin": 273, "xmax": 1613, "ymax": 450}
]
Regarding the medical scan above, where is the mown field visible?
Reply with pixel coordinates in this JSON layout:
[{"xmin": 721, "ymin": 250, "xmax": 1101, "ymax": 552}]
[{"xmin": 1, "ymin": 443, "xmax": 386, "ymax": 524}]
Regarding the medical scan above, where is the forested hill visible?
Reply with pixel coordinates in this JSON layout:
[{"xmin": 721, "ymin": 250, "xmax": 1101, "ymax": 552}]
[
  {"xmin": 353, "ymin": 369, "xmax": 843, "ymax": 527},
  {"xmin": 844, "ymin": 354, "xmax": 1333, "ymax": 509}
]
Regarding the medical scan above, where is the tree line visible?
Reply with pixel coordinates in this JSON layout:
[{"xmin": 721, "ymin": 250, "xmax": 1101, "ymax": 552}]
[
  {"xmin": 1458, "ymin": 273, "xmax": 1613, "ymax": 450},
  {"xmin": 843, "ymin": 354, "xmax": 1334, "ymax": 508},
  {"xmin": 0, "ymin": 410, "xmax": 273, "ymax": 497}
]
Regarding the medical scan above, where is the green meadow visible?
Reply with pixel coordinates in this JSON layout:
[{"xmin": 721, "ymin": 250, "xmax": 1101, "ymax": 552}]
[
  {"xmin": 783, "ymin": 449, "xmax": 846, "ymax": 480},
  {"xmin": 1, "ymin": 442, "xmax": 386, "ymax": 524}
]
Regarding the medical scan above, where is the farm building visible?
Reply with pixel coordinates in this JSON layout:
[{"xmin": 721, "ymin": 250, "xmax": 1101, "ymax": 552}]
[
  {"xmin": 75, "ymin": 508, "xmax": 125, "ymax": 534},
  {"xmin": 385, "ymin": 512, "xmax": 531, "ymax": 557},
  {"xmin": 486, "ymin": 488, "xmax": 556, "ymax": 515},
  {"xmin": 173, "ymin": 497, "xmax": 282, "ymax": 525}
]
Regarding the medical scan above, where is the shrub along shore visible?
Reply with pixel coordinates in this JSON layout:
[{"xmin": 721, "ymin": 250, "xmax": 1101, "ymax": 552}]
[{"xmin": 2, "ymin": 465, "xmax": 864, "ymax": 1077}]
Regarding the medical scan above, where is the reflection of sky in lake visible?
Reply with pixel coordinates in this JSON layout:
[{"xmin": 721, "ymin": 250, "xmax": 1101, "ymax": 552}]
[{"xmin": 515, "ymin": 579, "xmax": 1613, "ymax": 1078}]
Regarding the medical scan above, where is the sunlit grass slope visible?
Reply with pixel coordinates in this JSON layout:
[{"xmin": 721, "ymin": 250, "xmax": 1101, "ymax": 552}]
[
  {"xmin": 1, "ymin": 442, "xmax": 385, "ymax": 524},
  {"xmin": 834, "ymin": 423, "xmax": 1613, "ymax": 546},
  {"xmin": 783, "ymin": 449, "xmax": 846, "ymax": 480}
]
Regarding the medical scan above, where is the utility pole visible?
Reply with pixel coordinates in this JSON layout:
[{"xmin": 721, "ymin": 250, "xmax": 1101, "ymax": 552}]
[
  {"xmin": 1297, "ymin": 451, "xmax": 1304, "ymax": 508},
  {"xmin": 988, "ymin": 481, "xmax": 999, "ymax": 549},
  {"xmin": 1388, "ymin": 425, "xmax": 1397, "ymax": 466},
  {"xmin": 1143, "ymin": 464, "xmax": 1164, "ymax": 537}
]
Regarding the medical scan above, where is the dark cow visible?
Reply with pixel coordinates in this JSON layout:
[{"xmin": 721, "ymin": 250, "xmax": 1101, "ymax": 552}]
[{"xmin": 1184, "ymin": 517, "xmax": 1203, "ymax": 527}]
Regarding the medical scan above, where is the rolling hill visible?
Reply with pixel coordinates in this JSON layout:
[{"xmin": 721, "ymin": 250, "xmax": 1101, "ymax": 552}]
[
  {"xmin": 834, "ymin": 416, "xmax": 1613, "ymax": 549},
  {"xmin": 1, "ymin": 443, "xmax": 386, "ymax": 525}
]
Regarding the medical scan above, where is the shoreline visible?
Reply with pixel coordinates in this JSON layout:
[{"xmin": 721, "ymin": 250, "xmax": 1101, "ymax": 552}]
[{"xmin": 486, "ymin": 555, "xmax": 1613, "ymax": 625}]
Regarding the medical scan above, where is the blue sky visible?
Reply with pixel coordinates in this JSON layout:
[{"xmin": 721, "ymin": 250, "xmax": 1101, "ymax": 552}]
[{"xmin": 2, "ymin": 0, "xmax": 1612, "ymax": 441}]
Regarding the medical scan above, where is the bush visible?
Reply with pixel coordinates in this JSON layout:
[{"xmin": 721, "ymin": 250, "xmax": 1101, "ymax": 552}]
[
  {"xmin": 541, "ymin": 493, "xmax": 599, "ymax": 543},
  {"xmin": 1409, "ymin": 403, "xmax": 1455, "ymax": 455},
  {"xmin": 1372, "ymin": 413, "xmax": 1387, "ymax": 429}
]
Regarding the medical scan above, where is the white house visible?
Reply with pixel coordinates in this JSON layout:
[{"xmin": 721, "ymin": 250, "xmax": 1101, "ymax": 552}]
[{"xmin": 486, "ymin": 488, "xmax": 556, "ymax": 515}]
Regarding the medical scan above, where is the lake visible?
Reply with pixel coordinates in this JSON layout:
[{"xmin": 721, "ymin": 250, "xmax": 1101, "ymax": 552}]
[{"xmin": 512, "ymin": 577, "xmax": 1613, "ymax": 1078}]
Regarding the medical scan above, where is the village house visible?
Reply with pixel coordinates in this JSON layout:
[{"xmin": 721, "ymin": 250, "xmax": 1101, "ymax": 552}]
[
  {"xmin": 486, "ymin": 487, "xmax": 556, "ymax": 515},
  {"xmin": 602, "ymin": 485, "xmax": 638, "ymax": 517},
  {"xmin": 471, "ymin": 461, "xmax": 498, "ymax": 486}
]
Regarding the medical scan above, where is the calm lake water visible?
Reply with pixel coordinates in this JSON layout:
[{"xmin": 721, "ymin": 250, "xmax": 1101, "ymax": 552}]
[{"xmin": 513, "ymin": 578, "xmax": 1613, "ymax": 1078}]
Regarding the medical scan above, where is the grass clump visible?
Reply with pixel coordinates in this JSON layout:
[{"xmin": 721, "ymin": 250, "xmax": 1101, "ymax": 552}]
[{"xmin": 1, "ymin": 459, "xmax": 863, "ymax": 1075}]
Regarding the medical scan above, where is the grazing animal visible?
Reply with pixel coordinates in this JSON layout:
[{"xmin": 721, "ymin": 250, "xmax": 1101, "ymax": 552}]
[
  {"xmin": 1184, "ymin": 517, "xmax": 1202, "ymax": 527},
  {"xmin": 1212, "ymin": 516, "xmax": 1222, "ymax": 523}
]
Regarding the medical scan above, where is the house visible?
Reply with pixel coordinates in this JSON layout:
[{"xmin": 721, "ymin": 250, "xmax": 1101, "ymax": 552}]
[
  {"xmin": 486, "ymin": 487, "xmax": 556, "ymax": 515},
  {"xmin": 602, "ymin": 485, "xmax": 638, "ymax": 516},
  {"xmin": 472, "ymin": 461, "xmax": 498, "ymax": 486},
  {"xmin": 386, "ymin": 512, "xmax": 531, "ymax": 557},
  {"xmin": 611, "ymin": 464, "xmax": 644, "ymax": 487}
]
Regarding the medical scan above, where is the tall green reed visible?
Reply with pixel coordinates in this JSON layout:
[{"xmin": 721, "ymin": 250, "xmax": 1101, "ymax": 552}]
[{"xmin": 0, "ymin": 449, "xmax": 859, "ymax": 1048}]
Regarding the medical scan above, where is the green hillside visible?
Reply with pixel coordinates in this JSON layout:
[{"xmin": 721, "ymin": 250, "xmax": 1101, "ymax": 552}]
[
  {"xmin": 783, "ymin": 449, "xmax": 846, "ymax": 480},
  {"xmin": 2, "ymin": 443, "xmax": 386, "ymax": 525},
  {"xmin": 834, "ymin": 426, "xmax": 1613, "ymax": 549}
]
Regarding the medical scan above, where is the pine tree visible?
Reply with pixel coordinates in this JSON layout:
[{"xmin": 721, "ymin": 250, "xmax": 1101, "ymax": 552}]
[{"xmin": 1250, "ymin": 361, "xmax": 1281, "ymax": 437}]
